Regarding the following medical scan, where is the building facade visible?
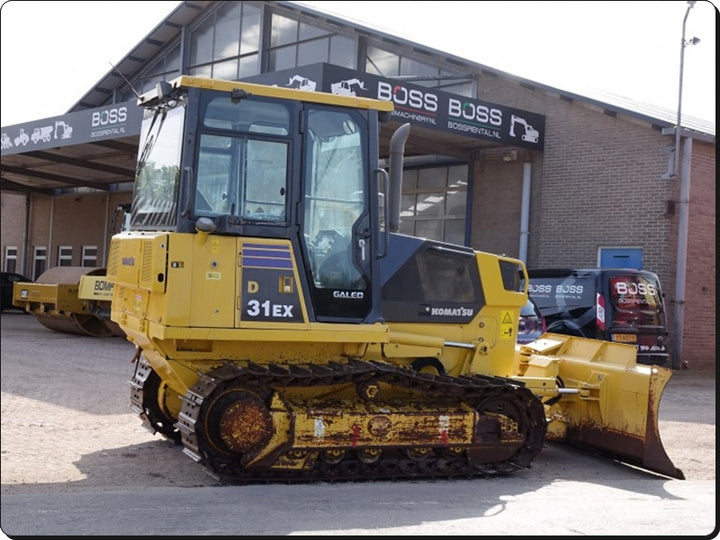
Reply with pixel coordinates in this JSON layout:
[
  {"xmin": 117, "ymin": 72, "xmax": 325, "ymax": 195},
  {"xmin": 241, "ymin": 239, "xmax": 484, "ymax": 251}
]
[{"xmin": 1, "ymin": 1, "xmax": 715, "ymax": 369}]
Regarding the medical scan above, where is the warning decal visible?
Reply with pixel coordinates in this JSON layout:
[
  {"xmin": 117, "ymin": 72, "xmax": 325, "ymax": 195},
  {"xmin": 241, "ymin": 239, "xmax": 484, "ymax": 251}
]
[{"xmin": 500, "ymin": 311, "xmax": 514, "ymax": 340}]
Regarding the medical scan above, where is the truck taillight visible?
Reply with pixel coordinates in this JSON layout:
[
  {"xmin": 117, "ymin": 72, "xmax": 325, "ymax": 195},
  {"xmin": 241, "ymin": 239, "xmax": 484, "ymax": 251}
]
[{"xmin": 596, "ymin": 292, "xmax": 606, "ymax": 330}]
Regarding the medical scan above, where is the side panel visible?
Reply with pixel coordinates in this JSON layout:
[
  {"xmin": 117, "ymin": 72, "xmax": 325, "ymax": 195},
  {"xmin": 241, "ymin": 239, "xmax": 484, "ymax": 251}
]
[
  {"xmin": 185, "ymin": 235, "xmax": 237, "ymax": 328},
  {"xmin": 111, "ymin": 232, "xmax": 309, "ymax": 330},
  {"xmin": 239, "ymin": 240, "xmax": 307, "ymax": 326}
]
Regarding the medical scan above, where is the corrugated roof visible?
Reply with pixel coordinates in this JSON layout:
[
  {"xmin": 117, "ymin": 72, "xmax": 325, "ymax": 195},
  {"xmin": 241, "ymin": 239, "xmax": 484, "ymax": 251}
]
[{"xmin": 573, "ymin": 87, "xmax": 715, "ymax": 136}]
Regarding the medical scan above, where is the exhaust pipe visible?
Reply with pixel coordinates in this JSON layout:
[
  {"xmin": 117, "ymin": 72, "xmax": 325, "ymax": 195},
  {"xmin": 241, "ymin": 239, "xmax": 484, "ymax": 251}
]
[{"xmin": 388, "ymin": 123, "xmax": 411, "ymax": 233}]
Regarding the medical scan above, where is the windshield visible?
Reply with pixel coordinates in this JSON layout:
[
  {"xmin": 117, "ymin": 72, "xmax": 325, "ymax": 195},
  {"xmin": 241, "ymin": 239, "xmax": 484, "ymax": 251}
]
[{"xmin": 130, "ymin": 105, "xmax": 185, "ymax": 229}]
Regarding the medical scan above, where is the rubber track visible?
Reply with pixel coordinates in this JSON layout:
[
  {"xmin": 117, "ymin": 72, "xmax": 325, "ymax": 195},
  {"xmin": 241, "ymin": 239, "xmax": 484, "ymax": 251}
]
[{"xmin": 167, "ymin": 359, "xmax": 548, "ymax": 484}]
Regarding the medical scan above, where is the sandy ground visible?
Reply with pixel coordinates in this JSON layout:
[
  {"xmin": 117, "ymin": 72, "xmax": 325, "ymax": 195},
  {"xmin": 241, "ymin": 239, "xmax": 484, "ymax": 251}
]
[{"xmin": 0, "ymin": 311, "xmax": 715, "ymax": 494}]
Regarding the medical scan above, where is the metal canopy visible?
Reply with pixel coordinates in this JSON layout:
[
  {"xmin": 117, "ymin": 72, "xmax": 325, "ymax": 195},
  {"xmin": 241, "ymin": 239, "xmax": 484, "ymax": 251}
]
[
  {"xmin": 1, "ymin": 136, "xmax": 139, "ymax": 195},
  {"xmin": 0, "ymin": 1, "xmax": 206, "ymax": 196}
]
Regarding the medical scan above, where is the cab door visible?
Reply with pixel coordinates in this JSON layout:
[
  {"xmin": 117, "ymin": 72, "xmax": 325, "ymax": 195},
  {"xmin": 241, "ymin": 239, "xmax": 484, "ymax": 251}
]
[{"xmin": 300, "ymin": 106, "xmax": 374, "ymax": 321}]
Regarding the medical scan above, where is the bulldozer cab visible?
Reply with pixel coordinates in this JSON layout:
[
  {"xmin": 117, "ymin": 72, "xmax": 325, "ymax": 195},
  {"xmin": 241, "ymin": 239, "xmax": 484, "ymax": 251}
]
[{"xmin": 129, "ymin": 77, "xmax": 390, "ymax": 323}]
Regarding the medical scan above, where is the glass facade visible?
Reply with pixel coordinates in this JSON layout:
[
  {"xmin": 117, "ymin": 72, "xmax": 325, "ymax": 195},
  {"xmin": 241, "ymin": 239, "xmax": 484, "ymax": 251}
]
[
  {"xmin": 267, "ymin": 12, "xmax": 356, "ymax": 71},
  {"xmin": 188, "ymin": 2, "xmax": 261, "ymax": 79},
  {"xmin": 365, "ymin": 44, "xmax": 473, "ymax": 97},
  {"xmin": 126, "ymin": 2, "xmax": 474, "ymax": 102}
]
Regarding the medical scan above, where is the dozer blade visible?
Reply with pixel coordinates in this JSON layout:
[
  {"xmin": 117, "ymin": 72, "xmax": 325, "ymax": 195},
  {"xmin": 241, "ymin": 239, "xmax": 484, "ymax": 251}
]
[{"xmin": 524, "ymin": 334, "xmax": 684, "ymax": 480}]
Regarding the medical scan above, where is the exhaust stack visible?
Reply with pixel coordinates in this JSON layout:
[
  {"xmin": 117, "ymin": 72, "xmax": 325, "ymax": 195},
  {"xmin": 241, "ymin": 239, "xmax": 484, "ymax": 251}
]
[{"xmin": 388, "ymin": 123, "xmax": 411, "ymax": 233}]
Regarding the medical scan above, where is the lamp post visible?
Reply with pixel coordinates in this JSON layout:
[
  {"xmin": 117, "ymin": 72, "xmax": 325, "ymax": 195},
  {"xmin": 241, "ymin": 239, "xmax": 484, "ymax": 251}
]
[
  {"xmin": 673, "ymin": 1, "xmax": 700, "ymax": 177},
  {"xmin": 671, "ymin": 0, "xmax": 700, "ymax": 370}
]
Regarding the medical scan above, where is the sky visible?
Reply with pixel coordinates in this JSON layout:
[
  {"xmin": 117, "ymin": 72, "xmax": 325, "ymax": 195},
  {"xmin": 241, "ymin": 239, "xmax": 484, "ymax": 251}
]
[{"xmin": 0, "ymin": 0, "xmax": 716, "ymax": 128}]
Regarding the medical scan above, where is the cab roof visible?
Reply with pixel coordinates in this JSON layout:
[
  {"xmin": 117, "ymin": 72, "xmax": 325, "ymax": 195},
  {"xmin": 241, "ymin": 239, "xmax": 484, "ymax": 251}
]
[{"xmin": 138, "ymin": 76, "xmax": 395, "ymax": 113}]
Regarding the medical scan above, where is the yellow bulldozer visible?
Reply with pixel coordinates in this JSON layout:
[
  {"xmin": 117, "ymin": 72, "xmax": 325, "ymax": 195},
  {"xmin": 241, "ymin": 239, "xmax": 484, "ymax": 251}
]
[{"xmin": 16, "ymin": 76, "xmax": 683, "ymax": 482}]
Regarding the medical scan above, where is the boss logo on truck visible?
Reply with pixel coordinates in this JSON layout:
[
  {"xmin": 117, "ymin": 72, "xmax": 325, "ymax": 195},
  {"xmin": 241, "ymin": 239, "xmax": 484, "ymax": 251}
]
[
  {"xmin": 614, "ymin": 282, "xmax": 657, "ymax": 295},
  {"xmin": 556, "ymin": 284, "xmax": 583, "ymax": 294},
  {"xmin": 529, "ymin": 283, "xmax": 552, "ymax": 294},
  {"xmin": 529, "ymin": 283, "xmax": 584, "ymax": 295}
]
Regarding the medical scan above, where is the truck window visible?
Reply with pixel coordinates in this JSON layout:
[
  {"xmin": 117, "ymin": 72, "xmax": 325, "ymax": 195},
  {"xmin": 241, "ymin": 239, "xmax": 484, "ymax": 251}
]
[
  {"xmin": 195, "ymin": 134, "xmax": 288, "ymax": 221},
  {"xmin": 303, "ymin": 109, "xmax": 366, "ymax": 291},
  {"xmin": 610, "ymin": 275, "xmax": 664, "ymax": 326},
  {"xmin": 528, "ymin": 276, "xmax": 595, "ymax": 314}
]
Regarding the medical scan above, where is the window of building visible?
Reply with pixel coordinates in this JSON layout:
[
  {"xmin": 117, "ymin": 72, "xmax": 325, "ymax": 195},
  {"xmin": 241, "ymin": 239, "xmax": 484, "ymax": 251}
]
[
  {"xmin": 399, "ymin": 164, "xmax": 468, "ymax": 245},
  {"xmin": 82, "ymin": 246, "xmax": 98, "ymax": 268},
  {"xmin": 124, "ymin": 3, "xmax": 475, "ymax": 104},
  {"xmin": 4, "ymin": 246, "xmax": 18, "ymax": 273},
  {"xmin": 365, "ymin": 44, "xmax": 473, "ymax": 97},
  {"xmin": 33, "ymin": 247, "xmax": 47, "ymax": 281},
  {"xmin": 131, "ymin": 45, "xmax": 183, "ymax": 99},
  {"xmin": 187, "ymin": 2, "xmax": 262, "ymax": 80},
  {"xmin": 57, "ymin": 246, "xmax": 73, "ymax": 267},
  {"xmin": 267, "ymin": 12, "xmax": 356, "ymax": 72}
]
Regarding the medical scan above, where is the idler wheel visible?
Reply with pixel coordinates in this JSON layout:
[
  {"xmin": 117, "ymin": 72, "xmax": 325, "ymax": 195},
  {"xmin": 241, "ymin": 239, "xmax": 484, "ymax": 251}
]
[
  {"xmin": 202, "ymin": 388, "xmax": 273, "ymax": 457},
  {"xmin": 440, "ymin": 446, "xmax": 465, "ymax": 459},
  {"xmin": 356, "ymin": 380, "xmax": 380, "ymax": 400}
]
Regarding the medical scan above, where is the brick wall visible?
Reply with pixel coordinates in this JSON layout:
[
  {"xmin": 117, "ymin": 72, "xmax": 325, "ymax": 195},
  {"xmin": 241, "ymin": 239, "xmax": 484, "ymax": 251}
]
[
  {"xmin": 678, "ymin": 141, "xmax": 716, "ymax": 370},
  {"xmin": 470, "ymin": 156, "xmax": 525, "ymax": 257},
  {"xmin": 0, "ymin": 192, "xmax": 27, "ymax": 272}
]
